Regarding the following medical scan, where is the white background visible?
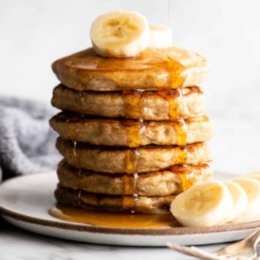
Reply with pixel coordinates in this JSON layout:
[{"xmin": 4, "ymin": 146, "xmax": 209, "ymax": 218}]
[{"xmin": 1, "ymin": 0, "xmax": 260, "ymax": 174}]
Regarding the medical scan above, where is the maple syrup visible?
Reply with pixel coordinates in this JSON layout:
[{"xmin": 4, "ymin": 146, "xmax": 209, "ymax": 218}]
[
  {"xmin": 169, "ymin": 164, "xmax": 196, "ymax": 192},
  {"xmin": 122, "ymin": 173, "xmax": 139, "ymax": 214},
  {"xmin": 123, "ymin": 90, "xmax": 144, "ymax": 120},
  {"xmin": 121, "ymin": 88, "xmax": 188, "ymax": 147},
  {"xmin": 122, "ymin": 174, "xmax": 134, "ymax": 195},
  {"xmin": 77, "ymin": 91, "xmax": 83, "ymax": 111},
  {"xmin": 66, "ymin": 118, "xmax": 78, "ymax": 141},
  {"xmin": 121, "ymin": 118, "xmax": 146, "ymax": 148},
  {"xmin": 129, "ymin": 173, "xmax": 139, "ymax": 213},
  {"xmin": 49, "ymin": 205, "xmax": 181, "ymax": 228},
  {"xmin": 67, "ymin": 47, "xmax": 186, "ymax": 91},
  {"xmin": 175, "ymin": 118, "xmax": 188, "ymax": 146},
  {"xmin": 77, "ymin": 168, "xmax": 82, "ymax": 178},
  {"xmin": 125, "ymin": 149, "xmax": 140, "ymax": 174},
  {"xmin": 65, "ymin": 117, "xmax": 79, "ymax": 165},
  {"xmin": 121, "ymin": 88, "xmax": 185, "ymax": 120},
  {"xmin": 124, "ymin": 146, "xmax": 140, "ymax": 211},
  {"xmin": 157, "ymin": 88, "xmax": 188, "ymax": 146},
  {"xmin": 73, "ymin": 141, "xmax": 77, "ymax": 157}
]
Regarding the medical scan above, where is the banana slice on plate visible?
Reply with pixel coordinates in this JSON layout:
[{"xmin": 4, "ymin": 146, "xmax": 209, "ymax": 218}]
[
  {"xmin": 230, "ymin": 178, "xmax": 260, "ymax": 223},
  {"xmin": 241, "ymin": 174, "xmax": 260, "ymax": 182},
  {"xmin": 218, "ymin": 181, "xmax": 248, "ymax": 225},
  {"xmin": 149, "ymin": 24, "xmax": 172, "ymax": 48},
  {"xmin": 170, "ymin": 181, "xmax": 233, "ymax": 227},
  {"xmin": 90, "ymin": 11, "xmax": 150, "ymax": 58},
  {"xmin": 240, "ymin": 171, "xmax": 260, "ymax": 176},
  {"xmin": 246, "ymin": 213, "xmax": 260, "ymax": 222}
]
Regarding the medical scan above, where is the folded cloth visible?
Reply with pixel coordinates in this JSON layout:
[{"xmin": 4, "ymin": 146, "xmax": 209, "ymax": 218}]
[{"xmin": 0, "ymin": 96, "xmax": 61, "ymax": 181}]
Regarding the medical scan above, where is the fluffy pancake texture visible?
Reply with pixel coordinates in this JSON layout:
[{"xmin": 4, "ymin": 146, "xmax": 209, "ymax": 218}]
[
  {"xmin": 57, "ymin": 160, "xmax": 213, "ymax": 196},
  {"xmin": 56, "ymin": 137, "xmax": 212, "ymax": 174},
  {"xmin": 52, "ymin": 47, "xmax": 209, "ymax": 91},
  {"xmin": 52, "ymin": 85, "xmax": 205, "ymax": 121},
  {"xmin": 55, "ymin": 185, "xmax": 175, "ymax": 214},
  {"xmin": 50, "ymin": 112, "xmax": 214, "ymax": 147}
]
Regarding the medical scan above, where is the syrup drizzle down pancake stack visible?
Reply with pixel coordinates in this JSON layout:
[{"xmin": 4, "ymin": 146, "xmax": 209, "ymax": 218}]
[{"xmin": 50, "ymin": 12, "xmax": 214, "ymax": 215}]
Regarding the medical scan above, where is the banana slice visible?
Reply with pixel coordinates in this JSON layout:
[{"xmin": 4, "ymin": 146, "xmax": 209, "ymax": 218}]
[
  {"xmin": 170, "ymin": 181, "xmax": 233, "ymax": 227},
  {"xmin": 246, "ymin": 214, "xmax": 260, "ymax": 222},
  {"xmin": 230, "ymin": 178, "xmax": 260, "ymax": 223},
  {"xmin": 240, "ymin": 171, "xmax": 260, "ymax": 177},
  {"xmin": 244, "ymin": 177, "xmax": 260, "ymax": 222},
  {"xmin": 218, "ymin": 181, "xmax": 248, "ymax": 225},
  {"xmin": 242, "ymin": 174, "xmax": 260, "ymax": 182},
  {"xmin": 149, "ymin": 24, "xmax": 172, "ymax": 48},
  {"xmin": 90, "ymin": 11, "xmax": 150, "ymax": 58}
]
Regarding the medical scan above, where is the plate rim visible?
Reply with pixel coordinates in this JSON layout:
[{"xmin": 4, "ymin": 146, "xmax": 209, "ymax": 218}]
[{"xmin": 1, "ymin": 172, "xmax": 260, "ymax": 236}]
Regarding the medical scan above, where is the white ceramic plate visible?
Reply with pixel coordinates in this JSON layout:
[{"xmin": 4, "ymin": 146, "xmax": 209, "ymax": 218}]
[{"xmin": 1, "ymin": 171, "xmax": 260, "ymax": 247}]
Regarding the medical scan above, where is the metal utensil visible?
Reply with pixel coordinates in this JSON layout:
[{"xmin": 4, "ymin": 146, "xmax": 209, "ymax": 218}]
[{"xmin": 167, "ymin": 229, "xmax": 260, "ymax": 260}]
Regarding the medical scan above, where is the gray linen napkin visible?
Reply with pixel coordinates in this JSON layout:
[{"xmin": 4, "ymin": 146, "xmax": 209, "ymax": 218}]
[{"xmin": 0, "ymin": 96, "xmax": 61, "ymax": 181}]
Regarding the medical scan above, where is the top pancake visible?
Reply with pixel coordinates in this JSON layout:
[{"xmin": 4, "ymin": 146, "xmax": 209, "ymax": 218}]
[{"xmin": 52, "ymin": 47, "xmax": 210, "ymax": 91}]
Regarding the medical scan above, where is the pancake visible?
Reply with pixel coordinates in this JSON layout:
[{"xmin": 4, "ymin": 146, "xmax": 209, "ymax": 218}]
[
  {"xmin": 57, "ymin": 160, "xmax": 213, "ymax": 196},
  {"xmin": 56, "ymin": 137, "xmax": 212, "ymax": 174},
  {"xmin": 52, "ymin": 47, "xmax": 209, "ymax": 91},
  {"xmin": 50, "ymin": 112, "xmax": 214, "ymax": 147},
  {"xmin": 55, "ymin": 185, "xmax": 175, "ymax": 214},
  {"xmin": 52, "ymin": 85, "xmax": 205, "ymax": 121}
]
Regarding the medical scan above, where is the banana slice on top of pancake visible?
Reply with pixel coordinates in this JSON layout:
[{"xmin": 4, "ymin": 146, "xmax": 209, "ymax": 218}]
[
  {"xmin": 90, "ymin": 11, "xmax": 150, "ymax": 58},
  {"xmin": 149, "ymin": 24, "xmax": 172, "ymax": 48}
]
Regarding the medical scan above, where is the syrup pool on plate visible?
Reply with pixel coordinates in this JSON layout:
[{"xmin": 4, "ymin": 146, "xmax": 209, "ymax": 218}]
[{"xmin": 49, "ymin": 205, "xmax": 181, "ymax": 228}]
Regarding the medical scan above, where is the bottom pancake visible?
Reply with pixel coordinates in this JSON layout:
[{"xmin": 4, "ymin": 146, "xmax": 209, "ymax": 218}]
[
  {"xmin": 57, "ymin": 160, "xmax": 213, "ymax": 196},
  {"xmin": 55, "ymin": 186, "xmax": 175, "ymax": 215}
]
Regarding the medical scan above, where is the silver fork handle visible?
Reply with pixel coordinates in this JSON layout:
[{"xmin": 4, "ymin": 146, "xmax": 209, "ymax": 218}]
[{"xmin": 246, "ymin": 229, "xmax": 260, "ymax": 248}]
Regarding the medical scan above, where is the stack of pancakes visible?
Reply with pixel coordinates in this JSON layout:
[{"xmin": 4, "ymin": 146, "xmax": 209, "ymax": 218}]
[{"xmin": 50, "ymin": 47, "xmax": 214, "ymax": 214}]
